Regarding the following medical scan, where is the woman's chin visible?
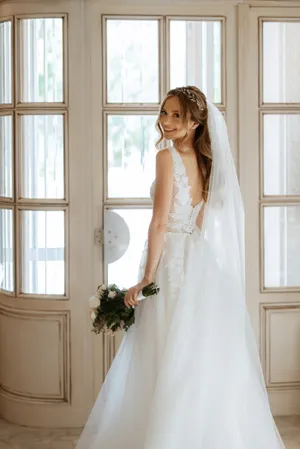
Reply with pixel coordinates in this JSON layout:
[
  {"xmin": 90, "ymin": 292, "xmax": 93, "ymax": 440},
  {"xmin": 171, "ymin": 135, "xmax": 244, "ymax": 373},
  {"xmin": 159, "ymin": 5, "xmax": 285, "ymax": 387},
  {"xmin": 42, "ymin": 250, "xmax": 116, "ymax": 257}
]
[{"xmin": 163, "ymin": 132, "xmax": 176, "ymax": 140}]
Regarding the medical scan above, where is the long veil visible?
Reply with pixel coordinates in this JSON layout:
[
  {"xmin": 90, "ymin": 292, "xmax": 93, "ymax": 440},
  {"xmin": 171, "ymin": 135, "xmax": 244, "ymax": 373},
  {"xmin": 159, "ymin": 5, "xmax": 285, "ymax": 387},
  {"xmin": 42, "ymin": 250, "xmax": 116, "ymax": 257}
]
[{"xmin": 75, "ymin": 104, "xmax": 285, "ymax": 449}]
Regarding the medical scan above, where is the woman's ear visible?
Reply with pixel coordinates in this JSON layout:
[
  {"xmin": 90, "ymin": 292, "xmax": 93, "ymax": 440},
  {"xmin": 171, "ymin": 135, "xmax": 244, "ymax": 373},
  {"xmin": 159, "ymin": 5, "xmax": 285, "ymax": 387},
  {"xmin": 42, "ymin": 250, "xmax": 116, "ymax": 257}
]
[{"xmin": 192, "ymin": 121, "xmax": 199, "ymax": 130}]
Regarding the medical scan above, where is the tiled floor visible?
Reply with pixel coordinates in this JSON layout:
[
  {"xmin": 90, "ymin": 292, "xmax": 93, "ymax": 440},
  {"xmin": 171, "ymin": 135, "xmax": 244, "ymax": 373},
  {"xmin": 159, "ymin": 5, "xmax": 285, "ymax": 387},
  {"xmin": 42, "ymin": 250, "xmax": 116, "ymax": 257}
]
[
  {"xmin": 0, "ymin": 419, "xmax": 80, "ymax": 449},
  {"xmin": 0, "ymin": 416, "xmax": 300, "ymax": 449},
  {"xmin": 276, "ymin": 416, "xmax": 300, "ymax": 449}
]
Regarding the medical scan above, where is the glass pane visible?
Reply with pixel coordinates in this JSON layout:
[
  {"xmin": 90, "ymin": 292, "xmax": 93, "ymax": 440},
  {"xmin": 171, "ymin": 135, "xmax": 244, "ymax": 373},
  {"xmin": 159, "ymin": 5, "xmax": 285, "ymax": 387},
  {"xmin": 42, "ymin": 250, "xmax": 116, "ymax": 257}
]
[
  {"xmin": 20, "ymin": 18, "xmax": 63, "ymax": 103},
  {"xmin": 264, "ymin": 206, "xmax": 300, "ymax": 288},
  {"xmin": 170, "ymin": 20, "xmax": 222, "ymax": 104},
  {"xmin": 21, "ymin": 210, "xmax": 65, "ymax": 295},
  {"xmin": 0, "ymin": 21, "xmax": 12, "ymax": 104},
  {"xmin": 20, "ymin": 115, "xmax": 64, "ymax": 199},
  {"xmin": 106, "ymin": 20, "xmax": 159, "ymax": 103},
  {"xmin": 107, "ymin": 115, "xmax": 157, "ymax": 198},
  {"xmin": 107, "ymin": 209, "xmax": 152, "ymax": 288},
  {"xmin": 264, "ymin": 114, "xmax": 300, "ymax": 196},
  {"xmin": 0, "ymin": 208, "xmax": 13, "ymax": 292},
  {"xmin": 263, "ymin": 22, "xmax": 300, "ymax": 103},
  {"xmin": 0, "ymin": 115, "xmax": 13, "ymax": 198}
]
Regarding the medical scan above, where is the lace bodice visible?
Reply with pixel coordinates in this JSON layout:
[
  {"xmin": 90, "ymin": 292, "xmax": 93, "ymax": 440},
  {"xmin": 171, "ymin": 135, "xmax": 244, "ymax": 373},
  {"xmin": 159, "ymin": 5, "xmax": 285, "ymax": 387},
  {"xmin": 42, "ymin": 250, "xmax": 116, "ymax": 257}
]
[{"xmin": 150, "ymin": 146, "xmax": 204, "ymax": 234}]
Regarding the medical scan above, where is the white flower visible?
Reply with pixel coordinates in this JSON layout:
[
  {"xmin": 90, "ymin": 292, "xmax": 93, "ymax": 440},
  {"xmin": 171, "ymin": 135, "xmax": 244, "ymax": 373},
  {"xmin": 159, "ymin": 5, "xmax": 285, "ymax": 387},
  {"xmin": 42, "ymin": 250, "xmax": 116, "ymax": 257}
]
[
  {"xmin": 89, "ymin": 310, "xmax": 97, "ymax": 321},
  {"xmin": 96, "ymin": 289, "xmax": 103, "ymax": 299},
  {"xmin": 108, "ymin": 290, "xmax": 117, "ymax": 299},
  {"xmin": 89, "ymin": 295, "xmax": 100, "ymax": 309},
  {"xmin": 96, "ymin": 285, "xmax": 107, "ymax": 298}
]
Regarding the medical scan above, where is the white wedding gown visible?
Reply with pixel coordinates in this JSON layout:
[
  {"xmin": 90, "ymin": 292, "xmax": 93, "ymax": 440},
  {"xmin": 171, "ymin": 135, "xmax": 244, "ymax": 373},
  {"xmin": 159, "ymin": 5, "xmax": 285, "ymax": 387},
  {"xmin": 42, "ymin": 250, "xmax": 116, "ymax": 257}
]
[{"xmin": 76, "ymin": 145, "xmax": 285, "ymax": 449}]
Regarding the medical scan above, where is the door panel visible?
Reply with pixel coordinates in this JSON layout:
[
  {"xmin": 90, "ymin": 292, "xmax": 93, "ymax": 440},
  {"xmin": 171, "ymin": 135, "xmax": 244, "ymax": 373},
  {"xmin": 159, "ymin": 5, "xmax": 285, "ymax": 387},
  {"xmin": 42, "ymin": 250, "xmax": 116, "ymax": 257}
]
[
  {"xmin": 0, "ymin": 1, "xmax": 95, "ymax": 427},
  {"xmin": 240, "ymin": 5, "xmax": 300, "ymax": 415}
]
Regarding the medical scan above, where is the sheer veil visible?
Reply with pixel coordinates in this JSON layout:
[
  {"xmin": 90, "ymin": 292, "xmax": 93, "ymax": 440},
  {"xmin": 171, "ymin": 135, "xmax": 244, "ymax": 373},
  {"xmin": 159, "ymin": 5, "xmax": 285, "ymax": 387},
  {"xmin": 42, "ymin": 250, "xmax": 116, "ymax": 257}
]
[{"xmin": 204, "ymin": 103, "xmax": 246, "ymax": 294}]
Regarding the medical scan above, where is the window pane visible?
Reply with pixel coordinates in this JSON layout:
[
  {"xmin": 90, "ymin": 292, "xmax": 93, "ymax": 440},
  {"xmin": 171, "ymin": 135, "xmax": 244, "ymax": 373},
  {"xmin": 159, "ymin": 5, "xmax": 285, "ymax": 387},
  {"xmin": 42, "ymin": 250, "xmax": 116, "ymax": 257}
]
[
  {"xmin": 107, "ymin": 115, "xmax": 157, "ymax": 198},
  {"xmin": 107, "ymin": 209, "xmax": 152, "ymax": 288},
  {"xmin": 0, "ymin": 21, "xmax": 12, "ymax": 104},
  {"xmin": 170, "ymin": 20, "xmax": 222, "ymax": 104},
  {"xmin": 106, "ymin": 20, "xmax": 159, "ymax": 103},
  {"xmin": 263, "ymin": 22, "xmax": 300, "ymax": 103},
  {"xmin": 20, "ymin": 115, "xmax": 64, "ymax": 199},
  {"xmin": 0, "ymin": 115, "xmax": 13, "ymax": 198},
  {"xmin": 20, "ymin": 18, "xmax": 63, "ymax": 103},
  {"xmin": 264, "ymin": 114, "xmax": 300, "ymax": 196},
  {"xmin": 264, "ymin": 206, "xmax": 300, "ymax": 288},
  {"xmin": 21, "ymin": 210, "xmax": 65, "ymax": 295},
  {"xmin": 0, "ymin": 208, "xmax": 14, "ymax": 292}
]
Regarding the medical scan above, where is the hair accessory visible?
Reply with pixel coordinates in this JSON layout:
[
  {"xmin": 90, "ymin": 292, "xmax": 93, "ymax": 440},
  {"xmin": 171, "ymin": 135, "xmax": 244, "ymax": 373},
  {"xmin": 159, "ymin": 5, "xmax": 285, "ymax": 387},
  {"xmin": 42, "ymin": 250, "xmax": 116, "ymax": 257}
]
[{"xmin": 175, "ymin": 87, "xmax": 204, "ymax": 111}]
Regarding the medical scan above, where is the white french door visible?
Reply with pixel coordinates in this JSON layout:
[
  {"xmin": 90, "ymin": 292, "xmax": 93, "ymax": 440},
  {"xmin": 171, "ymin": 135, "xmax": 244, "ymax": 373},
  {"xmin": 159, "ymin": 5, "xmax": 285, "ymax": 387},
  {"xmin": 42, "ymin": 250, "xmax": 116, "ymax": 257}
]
[
  {"xmin": 91, "ymin": 4, "xmax": 238, "ymax": 388},
  {"xmin": 0, "ymin": 1, "xmax": 95, "ymax": 428},
  {"xmin": 239, "ymin": 4, "xmax": 300, "ymax": 415}
]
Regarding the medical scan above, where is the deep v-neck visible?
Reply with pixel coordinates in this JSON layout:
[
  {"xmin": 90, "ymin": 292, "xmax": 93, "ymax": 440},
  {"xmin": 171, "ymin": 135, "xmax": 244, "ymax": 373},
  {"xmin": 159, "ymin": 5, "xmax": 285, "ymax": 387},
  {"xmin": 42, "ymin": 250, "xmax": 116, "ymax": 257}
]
[{"xmin": 171, "ymin": 146, "xmax": 204, "ymax": 209}]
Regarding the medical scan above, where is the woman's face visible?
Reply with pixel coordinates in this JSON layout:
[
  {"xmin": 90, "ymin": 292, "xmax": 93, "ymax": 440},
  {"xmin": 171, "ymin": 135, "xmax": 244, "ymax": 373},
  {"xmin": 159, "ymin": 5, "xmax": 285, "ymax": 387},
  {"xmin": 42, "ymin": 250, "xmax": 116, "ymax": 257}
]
[{"xmin": 159, "ymin": 96, "xmax": 196, "ymax": 141}]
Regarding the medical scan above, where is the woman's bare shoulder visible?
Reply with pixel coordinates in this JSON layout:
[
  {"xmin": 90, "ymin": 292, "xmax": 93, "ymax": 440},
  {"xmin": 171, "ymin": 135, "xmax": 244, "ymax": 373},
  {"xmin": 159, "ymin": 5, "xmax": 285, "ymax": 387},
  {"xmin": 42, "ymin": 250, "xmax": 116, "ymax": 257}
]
[{"xmin": 156, "ymin": 147, "xmax": 172, "ymax": 161}]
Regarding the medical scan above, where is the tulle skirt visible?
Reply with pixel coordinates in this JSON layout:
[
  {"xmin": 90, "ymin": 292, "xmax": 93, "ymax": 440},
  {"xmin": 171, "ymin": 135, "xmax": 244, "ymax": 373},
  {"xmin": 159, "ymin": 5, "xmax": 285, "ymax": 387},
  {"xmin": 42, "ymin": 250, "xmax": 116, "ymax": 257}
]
[{"xmin": 75, "ymin": 229, "xmax": 285, "ymax": 449}]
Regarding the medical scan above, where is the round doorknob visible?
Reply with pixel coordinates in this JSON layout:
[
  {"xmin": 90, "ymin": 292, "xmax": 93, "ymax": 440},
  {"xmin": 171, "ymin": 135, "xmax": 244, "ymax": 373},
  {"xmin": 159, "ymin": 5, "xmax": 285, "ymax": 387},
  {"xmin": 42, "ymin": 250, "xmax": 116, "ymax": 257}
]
[{"xmin": 104, "ymin": 211, "xmax": 130, "ymax": 264}]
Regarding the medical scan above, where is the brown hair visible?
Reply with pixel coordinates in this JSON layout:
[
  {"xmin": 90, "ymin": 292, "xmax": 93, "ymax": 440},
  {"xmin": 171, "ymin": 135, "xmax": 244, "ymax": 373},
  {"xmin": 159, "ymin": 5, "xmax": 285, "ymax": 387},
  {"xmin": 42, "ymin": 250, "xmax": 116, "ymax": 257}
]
[{"xmin": 156, "ymin": 86, "xmax": 212, "ymax": 202}]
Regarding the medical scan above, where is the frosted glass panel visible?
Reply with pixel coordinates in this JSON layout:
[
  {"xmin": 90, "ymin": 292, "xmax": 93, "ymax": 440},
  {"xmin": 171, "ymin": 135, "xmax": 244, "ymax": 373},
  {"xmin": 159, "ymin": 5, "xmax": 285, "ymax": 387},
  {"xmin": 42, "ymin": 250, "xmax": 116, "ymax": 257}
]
[
  {"xmin": 264, "ymin": 206, "xmax": 300, "ymax": 288},
  {"xmin": 21, "ymin": 210, "xmax": 65, "ymax": 295},
  {"xmin": 20, "ymin": 18, "xmax": 63, "ymax": 103},
  {"xmin": 0, "ymin": 208, "xmax": 13, "ymax": 292},
  {"xmin": 264, "ymin": 114, "xmax": 300, "ymax": 196},
  {"xmin": 0, "ymin": 115, "xmax": 13, "ymax": 198},
  {"xmin": 263, "ymin": 22, "xmax": 300, "ymax": 103},
  {"xmin": 20, "ymin": 115, "xmax": 64, "ymax": 199},
  {"xmin": 0, "ymin": 21, "xmax": 12, "ymax": 104},
  {"xmin": 170, "ymin": 20, "xmax": 222, "ymax": 103},
  {"xmin": 107, "ymin": 115, "xmax": 157, "ymax": 198},
  {"xmin": 107, "ymin": 209, "xmax": 152, "ymax": 288},
  {"xmin": 106, "ymin": 20, "xmax": 159, "ymax": 103}
]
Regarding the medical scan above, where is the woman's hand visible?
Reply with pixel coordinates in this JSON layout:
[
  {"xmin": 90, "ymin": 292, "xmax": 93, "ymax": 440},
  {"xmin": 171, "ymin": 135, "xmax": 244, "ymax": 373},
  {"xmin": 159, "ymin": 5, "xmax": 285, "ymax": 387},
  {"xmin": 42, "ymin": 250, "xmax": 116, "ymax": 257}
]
[{"xmin": 124, "ymin": 277, "xmax": 153, "ymax": 308}]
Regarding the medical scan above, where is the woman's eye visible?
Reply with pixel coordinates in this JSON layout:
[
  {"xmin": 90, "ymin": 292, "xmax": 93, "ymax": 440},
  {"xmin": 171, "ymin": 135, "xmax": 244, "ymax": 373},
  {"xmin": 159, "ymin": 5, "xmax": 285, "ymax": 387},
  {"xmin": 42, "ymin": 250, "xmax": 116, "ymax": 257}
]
[
  {"xmin": 174, "ymin": 113, "xmax": 180, "ymax": 118},
  {"xmin": 160, "ymin": 110, "xmax": 166, "ymax": 115}
]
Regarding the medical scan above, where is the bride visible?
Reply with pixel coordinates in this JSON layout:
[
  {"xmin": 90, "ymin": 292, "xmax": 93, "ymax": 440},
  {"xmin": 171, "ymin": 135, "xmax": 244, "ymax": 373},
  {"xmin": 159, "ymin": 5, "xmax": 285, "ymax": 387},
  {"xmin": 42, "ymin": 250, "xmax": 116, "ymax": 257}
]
[{"xmin": 76, "ymin": 86, "xmax": 286, "ymax": 448}]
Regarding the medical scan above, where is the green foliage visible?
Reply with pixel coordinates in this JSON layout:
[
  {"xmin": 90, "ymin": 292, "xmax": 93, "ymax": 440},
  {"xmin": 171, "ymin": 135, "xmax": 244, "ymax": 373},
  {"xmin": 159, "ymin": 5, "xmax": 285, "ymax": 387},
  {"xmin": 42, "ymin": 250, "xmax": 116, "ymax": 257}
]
[{"xmin": 90, "ymin": 282, "xmax": 159, "ymax": 335}]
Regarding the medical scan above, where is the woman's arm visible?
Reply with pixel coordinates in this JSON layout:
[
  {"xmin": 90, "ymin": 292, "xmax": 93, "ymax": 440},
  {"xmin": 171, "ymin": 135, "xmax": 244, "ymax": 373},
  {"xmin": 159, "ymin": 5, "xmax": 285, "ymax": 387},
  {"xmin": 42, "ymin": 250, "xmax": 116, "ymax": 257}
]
[
  {"xmin": 124, "ymin": 149, "xmax": 173, "ymax": 307},
  {"xmin": 144, "ymin": 148, "xmax": 173, "ymax": 280}
]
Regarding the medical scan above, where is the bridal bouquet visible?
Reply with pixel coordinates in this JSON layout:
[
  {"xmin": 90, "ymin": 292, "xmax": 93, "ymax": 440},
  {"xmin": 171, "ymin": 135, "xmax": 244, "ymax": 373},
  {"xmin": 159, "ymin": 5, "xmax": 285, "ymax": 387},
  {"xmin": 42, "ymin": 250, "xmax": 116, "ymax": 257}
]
[{"xmin": 88, "ymin": 282, "xmax": 160, "ymax": 335}]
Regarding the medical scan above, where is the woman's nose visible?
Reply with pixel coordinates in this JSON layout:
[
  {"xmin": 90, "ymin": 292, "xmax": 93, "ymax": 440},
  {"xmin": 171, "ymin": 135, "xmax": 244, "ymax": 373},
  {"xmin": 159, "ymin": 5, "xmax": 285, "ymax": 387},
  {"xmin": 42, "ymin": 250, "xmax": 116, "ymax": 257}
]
[{"xmin": 161, "ymin": 115, "xmax": 171, "ymax": 125}]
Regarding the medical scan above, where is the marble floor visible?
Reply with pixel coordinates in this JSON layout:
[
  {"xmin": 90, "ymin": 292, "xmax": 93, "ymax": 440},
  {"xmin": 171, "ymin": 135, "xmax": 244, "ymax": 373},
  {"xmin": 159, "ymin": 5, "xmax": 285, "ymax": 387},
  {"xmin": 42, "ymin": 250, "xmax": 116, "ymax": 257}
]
[{"xmin": 0, "ymin": 416, "xmax": 300, "ymax": 449}]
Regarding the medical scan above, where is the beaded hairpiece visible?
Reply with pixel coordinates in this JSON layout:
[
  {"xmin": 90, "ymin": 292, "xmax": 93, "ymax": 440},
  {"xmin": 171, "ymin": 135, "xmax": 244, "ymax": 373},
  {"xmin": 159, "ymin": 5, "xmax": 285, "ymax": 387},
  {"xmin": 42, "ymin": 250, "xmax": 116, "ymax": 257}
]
[{"xmin": 175, "ymin": 87, "xmax": 204, "ymax": 111}]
